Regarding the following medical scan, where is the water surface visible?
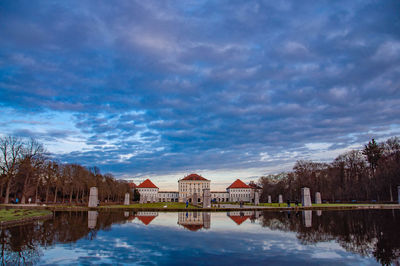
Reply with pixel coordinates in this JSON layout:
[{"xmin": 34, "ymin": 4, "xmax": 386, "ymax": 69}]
[{"xmin": 1, "ymin": 209, "xmax": 400, "ymax": 265}]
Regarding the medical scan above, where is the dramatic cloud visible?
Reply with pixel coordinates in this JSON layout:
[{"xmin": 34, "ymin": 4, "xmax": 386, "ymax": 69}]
[{"xmin": 1, "ymin": 0, "xmax": 399, "ymax": 186}]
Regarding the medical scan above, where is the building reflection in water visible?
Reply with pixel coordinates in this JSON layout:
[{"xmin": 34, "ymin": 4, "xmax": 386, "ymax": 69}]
[
  {"xmin": 3, "ymin": 209, "xmax": 400, "ymax": 265},
  {"xmin": 136, "ymin": 212, "xmax": 158, "ymax": 225},
  {"xmin": 87, "ymin": 210, "xmax": 314, "ymax": 229},
  {"xmin": 178, "ymin": 212, "xmax": 211, "ymax": 231}
]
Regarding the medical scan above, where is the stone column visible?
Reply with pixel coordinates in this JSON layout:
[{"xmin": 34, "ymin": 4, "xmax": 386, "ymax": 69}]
[
  {"xmin": 254, "ymin": 191, "xmax": 260, "ymax": 206},
  {"xmin": 315, "ymin": 192, "xmax": 321, "ymax": 204},
  {"xmin": 301, "ymin": 187, "xmax": 312, "ymax": 207},
  {"xmin": 203, "ymin": 189, "xmax": 211, "ymax": 208},
  {"xmin": 397, "ymin": 186, "xmax": 400, "ymax": 204},
  {"xmin": 302, "ymin": 210, "xmax": 312, "ymax": 227},
  {"xmin": 88, "ymin": 187, "xmax": 98, "ymax": 207},
  {"xmin": 278, "ymin": 194, "xmax": 283, "ymax": 204},
  {"xmin": 268, "ymin": 195, "xmax": 272, "ymax": 204},
  {"xmin": 88, "ymin": 211, "xmax": 98, "ymax": 229},
  {"xmin": 124, "ymin": 193, "xmax": 130, "ymax": 205},
  {"xmin": 193, "ymin": 193, "xmax": 198, "ymax": 205},
  {"xmin": 203, "ymin": 212, "xmax": 211, "ymax": 229}
]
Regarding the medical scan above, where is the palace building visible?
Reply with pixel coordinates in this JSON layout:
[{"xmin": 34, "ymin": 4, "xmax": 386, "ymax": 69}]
[{"xmin": 136, "ymin": 173, "xmax": 261, "ymax": 204}]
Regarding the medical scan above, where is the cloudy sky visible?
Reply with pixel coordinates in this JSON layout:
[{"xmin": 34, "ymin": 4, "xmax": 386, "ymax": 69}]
[{"xmin": 1, "ymin": 1, "xmax": 400, "ymax": 189}]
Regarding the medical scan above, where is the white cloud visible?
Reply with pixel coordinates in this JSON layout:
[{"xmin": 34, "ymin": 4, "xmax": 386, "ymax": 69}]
[{"xmin": 373, "ymin": 41, "xmax": 400, "ymax": 61}]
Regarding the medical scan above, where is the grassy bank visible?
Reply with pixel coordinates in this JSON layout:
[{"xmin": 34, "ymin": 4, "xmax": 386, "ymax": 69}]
[
  {"xmin": 99, "ymin": 202, "xmax": 199, "ymax": 209},
  {"xmin": 0, "ymin": 209, "xmax": 52, "ymax": 223}
]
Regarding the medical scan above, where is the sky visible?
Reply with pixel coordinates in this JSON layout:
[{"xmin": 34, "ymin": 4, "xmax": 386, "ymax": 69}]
[{"xmin": 1, "ymin": 0, "xmax": 400, "ymax": 190}]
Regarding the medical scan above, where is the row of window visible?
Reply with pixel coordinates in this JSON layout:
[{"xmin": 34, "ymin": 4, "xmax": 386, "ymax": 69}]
[
  {"xmin": 159, "ymin": 194, "xmax": 178, "ymax": 197},
  {"xmin": 231, "ymin": 194, "xmax": 250, "ymax": 197},
  {"xmin": 179, "ymin": 183, "xmax": 210, "ymax": 189},
  {"xmin": 180, "ymin": 188, "xmax": 203, "ymax": 192},
  {"xmin": 139, "ymin": 189, "xmax": 157, "ymax": 192}
]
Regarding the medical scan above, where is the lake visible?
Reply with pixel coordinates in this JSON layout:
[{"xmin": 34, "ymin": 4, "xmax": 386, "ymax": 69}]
[{"xmin": 1, "ymin": 209, "xmax": 399, "ymax": 265}]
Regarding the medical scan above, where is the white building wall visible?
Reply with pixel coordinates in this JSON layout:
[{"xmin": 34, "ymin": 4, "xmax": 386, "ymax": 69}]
[
  {"xmin": 178, "ymin": 180, "xmax": 211, "ymax": 202},
  {"xmin": 228, "ymin": 188, "xmax": 251, "ymax": 202},
  {"xmin": 158, "ymin": 192, "xmax": 179, "ymax": 202},
  {"xmin": 138, "ymin": 187, "xmax": 159, "ymax": 202}
]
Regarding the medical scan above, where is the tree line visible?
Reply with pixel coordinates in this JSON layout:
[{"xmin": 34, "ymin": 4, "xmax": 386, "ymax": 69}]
[
  {"xmin": 0, "ymin": 136, "xmax": 131, "ymax": 204},
  {"xmin": 259, "ymin": 136, "xmax": 400, "ymax": 203}
]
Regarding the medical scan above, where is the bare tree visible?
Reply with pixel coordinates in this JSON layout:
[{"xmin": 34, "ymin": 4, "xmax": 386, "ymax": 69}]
[
  {"xmin": 19, "ymin": 138, "xmax": 46, "ymax": 204},
  {"xmin": 0, "ymin": 136, "xmax": 23, "ymax": 203}
]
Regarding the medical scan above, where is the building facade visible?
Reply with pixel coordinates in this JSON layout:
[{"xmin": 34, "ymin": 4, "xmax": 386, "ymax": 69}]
[
  {"xmin": 136, "ymin": 174, "xmax": 261, "ymax": 204},
  {"xmin": 159, "ymin": 191, "xmax": 179, "ymax": 202},
  {"xmin": 178, "ymin": 174, "xmax": 210, "ymax": 203},
  {"xmin": 136, "ymin": 179, "xmax": 159, "ymax": 203}
]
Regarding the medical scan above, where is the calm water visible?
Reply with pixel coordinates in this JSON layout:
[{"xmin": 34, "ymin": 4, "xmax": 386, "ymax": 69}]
[{"xmin": 1, "ymin": 209, "xmax": 400, "ymax": 265}]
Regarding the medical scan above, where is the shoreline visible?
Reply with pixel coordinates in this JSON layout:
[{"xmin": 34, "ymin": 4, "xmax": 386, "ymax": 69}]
[
  {"xmin": 0, "ymin": 209, "xmax": 53, "ymax": 228},
  {"xmin": 1, "ymin": 203, "xmax": 399, "ymax": 212}
]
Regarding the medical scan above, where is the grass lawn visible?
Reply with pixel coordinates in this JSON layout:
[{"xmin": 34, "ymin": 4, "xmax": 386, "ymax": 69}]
[
  {"xmin": 0, "ymin": 209, "xmax": 52, "ymax": 222},
  {"xmin": 100, "ymin": 202, "xmax": 199, "ymax": 209}
]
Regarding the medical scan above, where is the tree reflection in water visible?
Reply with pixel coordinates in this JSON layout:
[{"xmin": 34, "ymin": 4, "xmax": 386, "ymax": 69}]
[
  {"xmin": 260, "ymin": 209, "xmax": 400, "ymax": 265},
  {"xmin": 0, "ymin": 211, "xmax": 128, "ymax": 265},
  {"xmin": 0, "ymin": 210, "xmax": 399, "ymax": 265}
]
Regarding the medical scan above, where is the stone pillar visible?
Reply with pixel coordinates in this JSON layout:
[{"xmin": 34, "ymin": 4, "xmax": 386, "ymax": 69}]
[
  {"xmin": 203, "ymin": 189, "xmax": 211, "ymax": 208},
  {"xmin": 301, "ymin": 187, "xmax": 312, "ymax": 207},
  {"xmin": 124, "ymin": 193, "xmax": 130, "ymax": 205},
  {"xmin": 88, "ymin": 187, "xmax": 98, "ymax": 207},
  {"xmin": 139, "ymin": 195, "xmax": 143, "ymax": 204},
  {"xmin": 254, "ymin": 191, "xmax": 260, "ymax": 206},
  {"xmin": 315, "ymin": 192, "xmax": 321, "ymax": 204},
  {"xmin": 88, "ymin": 211, "xmax": 98, "ymax": 229},
  {"xmin": 278, "ymin": 194, "xmax": 283, "ymax": 204},
  {"xmin": 398, "ymin": 186, "xmax": 400, "ymax": 204},
  {"xmin": 193, "ymin": 193, "xmax": 198, "ymax": 205},
  {"xmin": 203, "ymin": 212, "xmax": 211, "ymax": 229},
  {"xmin": 268, "ymin": 195, "xmax": 272, "ymax": 204},
  {"xmin": 302, "ymin": 210, "xmax": 312, "ymax": 227}
]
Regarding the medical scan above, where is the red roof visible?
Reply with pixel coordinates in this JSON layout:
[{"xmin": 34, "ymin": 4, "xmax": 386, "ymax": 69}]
[
  {"xmin": 227, "ymin": 179, "xmax": 250, "ymax": 189},
  {"xmin": 181, "ymin": 173, "xmax": 209, "ymax": 181},
  {"xmin": 137, "ymin": 216, "xmax": 156, "ymax": 225},
  {"xmin": 181, "ymin": 224, "xmax": 203, "ymax": 231},
  {"xmin": 137, "ymin": 179, "xmax": 158, "ymax": 189},
  {"xmin": 228, "ymin": 215, "xmax": 251, "ymax": 225}
]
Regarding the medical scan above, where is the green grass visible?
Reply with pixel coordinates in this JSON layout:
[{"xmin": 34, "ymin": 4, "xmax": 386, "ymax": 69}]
[
  {"xmin": 99, "ymin": 202, "xmax": 199, "ymax": 209},
  {"xmin": 0, "ymin": 209, "xmax": 52, "ymax": 222}
]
